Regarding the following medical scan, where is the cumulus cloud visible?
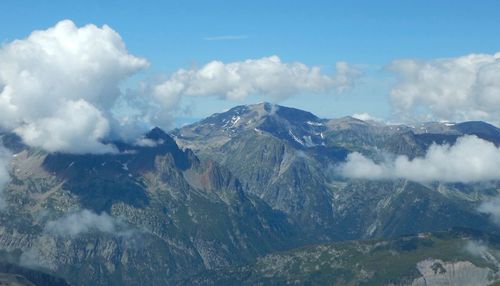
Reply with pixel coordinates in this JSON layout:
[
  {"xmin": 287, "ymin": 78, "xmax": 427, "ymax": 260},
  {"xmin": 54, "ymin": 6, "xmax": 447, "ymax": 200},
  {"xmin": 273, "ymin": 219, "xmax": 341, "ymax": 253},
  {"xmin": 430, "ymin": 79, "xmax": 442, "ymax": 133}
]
[
  {"xmin": 0, "ymin": 19, "xmax": 148, "ymax": 153},
  {"xmin": 119, "ymin": 79, "xmax": 184, "ymax": 132},
  {"xmin": 15, "ymin": 100, "xmax": 116, "ymax": 153},
  {"xmin": 337, "ymin": 152, "xmax": 392, "ymax": 180},
  {"xmin": 45, "ymin": 209, "xmax": 122, "ymax": 237},
  {"xmin": 338, "ymin": 135, "xmax": 500, "ymax": 183},
  {"xmin": 0, "ymin": 20, "xmax": 360, "ymax": 152},
  {"xmin": 151, "ymin": 56, "xmax": 360, "ymax": 102},
  {"xmin": 390, "ymin": 52, "xmax": 500, "ymax": 124}
]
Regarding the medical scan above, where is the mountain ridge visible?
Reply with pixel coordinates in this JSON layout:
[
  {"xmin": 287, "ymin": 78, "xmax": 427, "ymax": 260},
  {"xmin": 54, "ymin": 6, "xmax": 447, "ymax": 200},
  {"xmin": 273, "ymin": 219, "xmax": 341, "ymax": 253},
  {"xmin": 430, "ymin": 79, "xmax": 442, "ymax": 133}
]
[
  {"xmin": 173, "ymin": 102, "xmax": 500, "ymax": 242},
  {"xmin": 0, "ymin": 103, "xmax": 499, "ymax": 285}
]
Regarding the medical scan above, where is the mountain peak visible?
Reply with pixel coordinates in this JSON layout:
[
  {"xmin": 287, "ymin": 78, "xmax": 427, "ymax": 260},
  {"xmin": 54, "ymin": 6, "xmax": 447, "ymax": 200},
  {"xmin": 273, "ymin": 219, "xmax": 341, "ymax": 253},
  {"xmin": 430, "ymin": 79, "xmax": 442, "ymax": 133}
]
[
  {"xmin": 145, "ymin": 127, "xmax": 170, "ymax": 141},
  {"xmin": 250, "ymin": 101, "xmax": 277, "ymax": 113},
  {"xmin": 219, "ymin": 102, "xmax": 278, "ymax": 121},
  {"xmin": 174, "ymin": 103, "xmax": 329, "ymax": 150},
  {"xmin": 143, "ymin": 126, "xmax": 181, "ymax": 147},
  {"xmin": 453, "ymin": 121, "xmax": 500, "ymax": 141}
]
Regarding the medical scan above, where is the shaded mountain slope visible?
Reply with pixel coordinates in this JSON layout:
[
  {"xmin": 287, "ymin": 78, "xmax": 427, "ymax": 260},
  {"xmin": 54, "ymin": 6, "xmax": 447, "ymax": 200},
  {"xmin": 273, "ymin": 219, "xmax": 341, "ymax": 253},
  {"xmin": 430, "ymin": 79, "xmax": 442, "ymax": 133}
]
[{"xmin": 0, "ymin": 129, "xmax": 297, "ymax": 286}]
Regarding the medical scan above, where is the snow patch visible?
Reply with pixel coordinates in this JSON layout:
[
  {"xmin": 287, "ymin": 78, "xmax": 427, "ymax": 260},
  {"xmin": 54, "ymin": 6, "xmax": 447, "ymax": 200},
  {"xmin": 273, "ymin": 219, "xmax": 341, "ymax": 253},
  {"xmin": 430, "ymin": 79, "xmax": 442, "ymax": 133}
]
[
  {"xmin": 254, "ymin": 128, "xmax": 263, "ymax": 134},
  {"xmin": 303, "ymin": 136, "xmax": 315, "ymax": 147},
  {"xmin": 223, "ymin": 115, "xmax": 241, "ymax": 129},
  {"xmin": 306, "ymin": 121, "xmax": 324, "ymax": 126},
  {"xmin": 289, "ymin": 130, "xmax": 304, "ymax": 145}
]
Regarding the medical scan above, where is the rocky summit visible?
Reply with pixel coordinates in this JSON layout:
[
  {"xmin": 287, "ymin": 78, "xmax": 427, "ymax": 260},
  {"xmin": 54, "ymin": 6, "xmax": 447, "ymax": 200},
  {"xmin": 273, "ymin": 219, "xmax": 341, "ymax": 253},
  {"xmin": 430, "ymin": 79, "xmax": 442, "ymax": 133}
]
[{"xmin": 0, "ymin": 103, "xmax": 500, "ymax": 285}]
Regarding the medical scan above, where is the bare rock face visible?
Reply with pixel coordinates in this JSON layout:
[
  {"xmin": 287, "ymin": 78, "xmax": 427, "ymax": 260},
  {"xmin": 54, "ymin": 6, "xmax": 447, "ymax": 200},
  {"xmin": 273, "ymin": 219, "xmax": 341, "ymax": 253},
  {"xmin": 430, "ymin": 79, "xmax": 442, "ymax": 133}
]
[{"xmin": 412, "ymin": 259, "xmax": 495, "ymax": 286}]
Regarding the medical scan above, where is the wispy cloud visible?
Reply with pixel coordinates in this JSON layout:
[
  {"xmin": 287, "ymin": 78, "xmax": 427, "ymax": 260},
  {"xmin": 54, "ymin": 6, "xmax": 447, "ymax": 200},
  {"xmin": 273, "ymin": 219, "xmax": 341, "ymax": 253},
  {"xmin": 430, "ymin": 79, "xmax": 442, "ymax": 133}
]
[
  {"xmin": 203, "ymin": 35, "xmax": 248, "ymax": 41},
  {"xmin": 44, "ymin": 209, "xmax": 131, "ymax": 237},
  {"xmin": 479, "ymin": 196, "xmax": 500, "ymax": 225}
]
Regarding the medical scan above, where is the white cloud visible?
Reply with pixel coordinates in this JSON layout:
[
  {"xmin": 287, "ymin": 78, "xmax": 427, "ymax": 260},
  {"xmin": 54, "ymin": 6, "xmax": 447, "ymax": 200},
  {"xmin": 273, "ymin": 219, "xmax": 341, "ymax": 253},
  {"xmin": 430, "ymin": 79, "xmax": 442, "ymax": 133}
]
[
  {"xmin": 390, "ymin": 52, "xmax": 500, "ymax": 124},
  {"xmin": 0, "ymin": 20, "xmax": 361, "ymax": 151},
  {"xmin": 465, "ymin": 240, "xmax": 489, "ymax": 257},
  {"xmin": 352, "ymin": 112, "xmax": 383, "ymax": 122},
  {"xmin": 338, "ymin": 135, "xmax": 500, "ymax": 183},
  {"xmin": 152, "ymin": 56, "xmax": 360, "ymax": 102},
  {"xmin": 0, "ymin": 19, "xmax": 148, "ymax": 153},
  {"xmin": 337, "ymin": 152, "xmax": 391, "ymax": 180},
  {"xmin": 478, "ymin": 196, "xmax": 500, "ymax": 225},
  {"xmin": 45, "ymin": 209, "xmax": 120, "ymax": 237},
  {"xmin": 115, "ymin": 79, "xmax": 183, "ymax": 133},
  {"xmin": 15, "ymin": 100, "xmax": 116, "ymax": 154},
  {"xmin": 464, "ymin": 240, "xmax": 500, "ymax": 267},
  {"xmin": 134, "ymin": 137, "xmax": 162, "ymax": 147}
]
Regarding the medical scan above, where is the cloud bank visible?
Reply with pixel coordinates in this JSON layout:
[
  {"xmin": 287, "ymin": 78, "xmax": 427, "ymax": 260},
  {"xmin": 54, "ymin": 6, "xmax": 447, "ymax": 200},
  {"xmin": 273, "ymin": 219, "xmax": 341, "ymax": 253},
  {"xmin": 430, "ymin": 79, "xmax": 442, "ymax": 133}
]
[
  {"xmin": 127, "ymin": 56, "xmax": 360, "ymax": 130},
  {"xmin": 0, "ymin": 20, "xmax": 361, "ymax": 153},
  {"xmin": 338, "ymin": 135, "xmax": 500, "ymax": 183},
  {"xmin": 0, "ymin": 19, "xmax": 148, "ymax": 153},
  {"xmin": 152, "ymin": 56, "xmax": 360, "ymax": 102},
  {"xmin": 45, "ymin": 209, "xmax": 120, "ymax": 237},
  {"xmin": 390, "ymin": 52, "xmax": 500, "ymax": 124}
]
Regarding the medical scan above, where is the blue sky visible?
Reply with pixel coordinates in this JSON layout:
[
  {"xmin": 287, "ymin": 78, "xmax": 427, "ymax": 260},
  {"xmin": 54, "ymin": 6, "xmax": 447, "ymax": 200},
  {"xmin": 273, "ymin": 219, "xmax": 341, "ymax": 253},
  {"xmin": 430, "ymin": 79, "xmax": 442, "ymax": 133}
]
[{"xmin": 2, "ymin": 0, "xmax": 500, "ymax": 125}]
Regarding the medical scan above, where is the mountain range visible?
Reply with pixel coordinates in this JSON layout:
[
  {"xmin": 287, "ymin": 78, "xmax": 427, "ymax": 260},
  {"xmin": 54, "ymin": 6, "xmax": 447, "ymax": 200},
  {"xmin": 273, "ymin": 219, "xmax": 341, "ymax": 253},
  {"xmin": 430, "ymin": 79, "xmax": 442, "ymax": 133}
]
[{"xmin": 0, "ymin": 102, "xmax": 499, "ymax": 285}]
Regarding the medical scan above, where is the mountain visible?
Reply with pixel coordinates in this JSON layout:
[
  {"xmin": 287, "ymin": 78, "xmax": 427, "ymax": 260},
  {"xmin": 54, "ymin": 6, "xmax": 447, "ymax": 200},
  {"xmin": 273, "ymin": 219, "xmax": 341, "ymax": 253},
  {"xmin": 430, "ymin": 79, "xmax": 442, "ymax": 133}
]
[
  {"xmin": 173, "ymin": 103, "xmax": 500, "ymax": 241},
  {"xmin": 173, "ymin": 103, "xmax": 351, "ymax": 240},
  {"xmin": 0, "ymin": 102, "xmax": 499, "ymax": 285},
  {"xmin": 182, "ymin": 228, "xmax": 500, "ymax": 285},
  {"xmin": 0, "ymin": 129, "xmax": 297, "ymax": 285}
]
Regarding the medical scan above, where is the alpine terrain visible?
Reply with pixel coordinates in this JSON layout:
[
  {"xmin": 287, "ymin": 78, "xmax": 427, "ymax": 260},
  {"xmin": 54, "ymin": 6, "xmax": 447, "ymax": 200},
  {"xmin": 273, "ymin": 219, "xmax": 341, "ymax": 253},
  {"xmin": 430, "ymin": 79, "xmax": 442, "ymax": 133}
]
[{"xmin": 0, "ymin": 103, "xmax": 499, "ymax": 285}]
